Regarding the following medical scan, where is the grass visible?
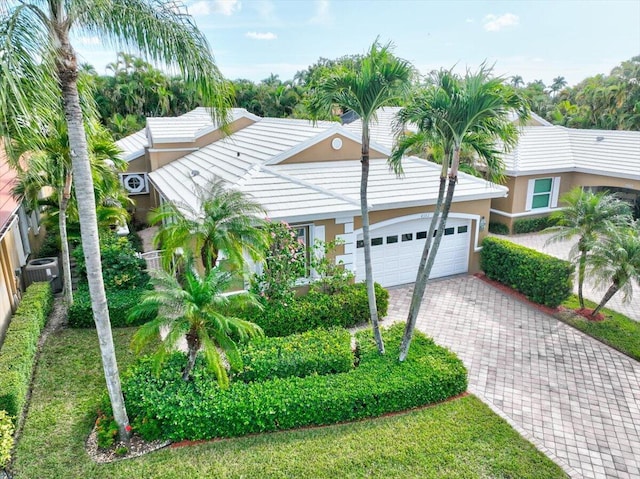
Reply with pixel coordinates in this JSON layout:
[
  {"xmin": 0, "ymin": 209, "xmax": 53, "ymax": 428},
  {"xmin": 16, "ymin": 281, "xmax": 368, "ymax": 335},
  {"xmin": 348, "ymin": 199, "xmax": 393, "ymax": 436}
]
[
  {"xmin": 561, "ymin": 295, "xmax": 640, "ymax": 360},
  {"xmin": 11, "ymin": 327, "xmax": 567, "ymax": 479}
]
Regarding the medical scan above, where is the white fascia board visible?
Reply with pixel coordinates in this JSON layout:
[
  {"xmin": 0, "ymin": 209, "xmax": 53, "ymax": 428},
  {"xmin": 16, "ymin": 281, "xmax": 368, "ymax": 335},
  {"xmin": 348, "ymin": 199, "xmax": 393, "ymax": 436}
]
[
  {"xmin": 266, "ymin": 209, "xmax": 361, "ymax": 224},
  {"xmin": 147, "ymin": 147, "xmax": 199, "ymax": 154},
  {"xmin": 124, "ymin": 150, "xmax": 145, "ymax": 163},
  {"xmin": 505, "ymin": 166, "xmax": 575, "ymax": 177},
  {"xmin": 574, "ymin": 166, "xmax": 640, "ymax": 182}
]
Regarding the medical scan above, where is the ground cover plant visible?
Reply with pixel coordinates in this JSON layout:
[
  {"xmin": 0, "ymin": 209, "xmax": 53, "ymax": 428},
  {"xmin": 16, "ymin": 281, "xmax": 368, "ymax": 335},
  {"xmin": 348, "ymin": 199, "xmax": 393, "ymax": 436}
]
[
  {"xmin": 122, "ymin": 324, "xmax": 467, "ymax": 441},
  {"xmin": 11, "ymin": 327, "xmax": 566, "ymax": 479},
  {"xmin": 560, "ymin": 295, "xmax": 640, "ymax": 360}
]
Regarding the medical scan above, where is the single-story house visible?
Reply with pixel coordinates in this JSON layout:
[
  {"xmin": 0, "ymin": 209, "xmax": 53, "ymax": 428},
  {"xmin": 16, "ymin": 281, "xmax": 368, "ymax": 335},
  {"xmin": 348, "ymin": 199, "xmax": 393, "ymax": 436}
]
[
  {"xmin": 117, "ymin": 108, "xmax": 507, "ymax": 288},
  {"xmin": 0, "ymin": 145, "xmax": 43, "ymax": 343}
]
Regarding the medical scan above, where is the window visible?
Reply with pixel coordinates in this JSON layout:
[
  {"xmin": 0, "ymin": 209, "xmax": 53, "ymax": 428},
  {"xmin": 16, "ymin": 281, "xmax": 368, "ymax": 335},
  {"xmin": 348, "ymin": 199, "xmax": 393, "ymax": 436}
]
[
  {"xmin": 416, "ymin": 231, "xmax": 427, "ymax": 239},
  {"xmin": 457, "ymin": 225, "xmax": 468, "ymax": 234},
  {"xmin": 401, "ymin": 233, "xmax": 413, "ymax": 242},
  {"xmin": 120, "ymin": 173, "xmax": 149, "ymax": 195},
  {"xmin": 444, "ymin": 227, "xmax": 455, "ymax": 235},
  {"xmin": 293, "ymin": 225, "xmax": 311, "ymax": 275},
  {"xmin": 371, "ymin": 237, "xmax": 383, "ymax": 246},
  {"xmin": 386, "ymin": 235, "xmax": 398, "ymax": 244},
  {"xmin": 526, "ymin": 177, "xmax": 560, "ymax": 211},
  {"xmin": 356, "ymin": 239, "xmax": 364, "ymax": 248}
]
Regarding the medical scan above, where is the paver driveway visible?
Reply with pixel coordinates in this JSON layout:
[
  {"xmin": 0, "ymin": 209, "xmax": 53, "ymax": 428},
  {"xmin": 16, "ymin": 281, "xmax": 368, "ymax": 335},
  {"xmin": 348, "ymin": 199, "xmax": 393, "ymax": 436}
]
[{"xmin": 384, "ymin": 276, "xmax": 640, "ymax": 479}]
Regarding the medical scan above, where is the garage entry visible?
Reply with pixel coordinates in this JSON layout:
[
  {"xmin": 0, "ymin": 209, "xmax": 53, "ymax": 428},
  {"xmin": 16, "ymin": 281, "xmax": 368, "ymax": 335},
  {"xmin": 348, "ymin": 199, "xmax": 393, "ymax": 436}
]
[{"xmin": 355, "ymin": 217, "xmax": 471, "ymax": 287}]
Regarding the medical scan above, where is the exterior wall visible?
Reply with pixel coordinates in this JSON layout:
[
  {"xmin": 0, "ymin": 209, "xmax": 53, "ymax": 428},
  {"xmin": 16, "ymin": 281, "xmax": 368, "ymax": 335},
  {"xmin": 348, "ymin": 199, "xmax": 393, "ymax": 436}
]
[
  {"xmin": 280, "ymin": 134, "xmax": 387, "ymax": 164},
  {"xmin": 0, "ymin": 218, "xmax": 22, "ymax": 345}
]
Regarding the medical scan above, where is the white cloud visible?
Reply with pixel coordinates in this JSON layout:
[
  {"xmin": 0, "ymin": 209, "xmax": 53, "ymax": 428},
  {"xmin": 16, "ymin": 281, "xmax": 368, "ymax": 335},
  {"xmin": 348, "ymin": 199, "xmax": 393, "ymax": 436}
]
[
  {"xmin": 483, "ymin": 13, "xmax": 519, "ymax": 32},
  {"xmin": 246, "ymin": 31, "xmax": 277, "ymax": 40},
  {"xmin": 309, "ymin": 0, "xmax": 332, "ymax": 25},
  {"xmin": 189, "ymin": 0, "xmax": 241, "ymax": 16},
  {"xmin": 465, "ymin": 18, "xmax": 474, "ymax": 23}
]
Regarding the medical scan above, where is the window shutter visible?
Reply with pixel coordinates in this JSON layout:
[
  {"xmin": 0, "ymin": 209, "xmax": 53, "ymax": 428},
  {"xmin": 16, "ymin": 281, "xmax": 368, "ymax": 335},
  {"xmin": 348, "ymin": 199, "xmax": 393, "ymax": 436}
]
[
  {"xmin": 525, "ymin": 179, "xmax": 535, "ymax": 211},
  {"xmin": 551, "ymin": 177, "xmax": 561, "ymax": 208},
  {"xmin": 311, "ymin": 225, "xmax": 325, "ymax": 278}
]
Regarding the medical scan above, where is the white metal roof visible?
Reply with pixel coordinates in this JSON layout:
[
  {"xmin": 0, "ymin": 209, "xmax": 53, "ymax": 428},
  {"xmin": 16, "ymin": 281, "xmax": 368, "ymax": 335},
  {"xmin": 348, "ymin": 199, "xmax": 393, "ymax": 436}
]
[
  {"xmin": 342, "ymin": 106, "xmax": 410, "ymax": 151},
  {"xmin": 149, "ymin": 116, "xmax": 506, "ymax": 222},
  {"xmin": 115, "ymin": 130, "xmax": 147, "ymax": 162},
  {"xmin": 503, "ymin": 125, "xmax": 640, "ymax": 180}
]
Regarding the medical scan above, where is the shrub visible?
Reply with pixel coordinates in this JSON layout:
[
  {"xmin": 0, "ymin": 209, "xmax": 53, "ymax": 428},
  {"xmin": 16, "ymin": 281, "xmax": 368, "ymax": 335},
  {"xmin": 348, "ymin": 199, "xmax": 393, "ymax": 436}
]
[
  {"xmin": 68, "ymin": 285, "xmax": 156, "ymax": 328},
  {"xmin": 481, "ymin": 236, "xmax": 574, "ymax": 307},
  {"xmin": 513, "ymin": 215, "xmax": 557, "ymax": 234},
  {"xmin": 0, "ymin": 283, "xmax": 53, "ymax": 420},
  {"xmin": 488, "ymin": 222, "xmax": 510, "ymax": 235},
  {"xmin": 229, "ymin": 282, "xmax": 389, "ymax": 337},
  {"xmin": 36, "ymin": 232, "xmax": 61, "ymax": 258},
  {"xmin": 0, "ymin": 410, "xmax": 13, "ymax": 468},
  {"xmin": 123, "ymin": 324, "xmax": 467, "ymax": 441},
  {"xmin": 236, "ymin": 328, "xmax": 353, "ymax": 383}
]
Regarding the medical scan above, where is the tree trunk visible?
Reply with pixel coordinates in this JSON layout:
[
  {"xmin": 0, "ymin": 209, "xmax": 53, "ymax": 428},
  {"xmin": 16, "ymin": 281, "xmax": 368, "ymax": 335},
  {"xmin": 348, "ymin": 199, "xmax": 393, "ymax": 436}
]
[
  {"xmin": 55, "ymin": 33, "xmax": 130, "ymax": 443},
  {"xmin": 398, "ymin": 175, "xmax": 446, "ymax": 361},
  {"xmin": 360, "ymin": 126, "xmax": 384, "ymax": 354},
  {"xmin": 182, "ymin": 330, "xmax": 200, "ymax": 381},
  {"xmin": 399, "ymin": 146, "xmax": 461, "ymax": 361},
  {"xmin": 577, "ymin": 246, "xmax": 587, "ymax": 309},
  {"xmin": 58, "ymin": 202, "xmax": 73, "ymax": 305},
  {"xmin": 592, "ymin": 283, "xmax": 619, "ymax": 317}
]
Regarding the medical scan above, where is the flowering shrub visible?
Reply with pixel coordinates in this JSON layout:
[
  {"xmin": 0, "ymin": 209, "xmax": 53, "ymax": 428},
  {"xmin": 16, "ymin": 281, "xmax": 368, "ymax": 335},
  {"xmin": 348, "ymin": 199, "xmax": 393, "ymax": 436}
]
[
  {"xmin": 309, "ymin": 238, "xmax": 354, "ymax": 294},
  {"xmin": 0, "ymin": 410, "xmax": 13, "ymax": 468},
  {"xmin": 250, "ymin": 221, "xmax": 306, "ymax": 302}
]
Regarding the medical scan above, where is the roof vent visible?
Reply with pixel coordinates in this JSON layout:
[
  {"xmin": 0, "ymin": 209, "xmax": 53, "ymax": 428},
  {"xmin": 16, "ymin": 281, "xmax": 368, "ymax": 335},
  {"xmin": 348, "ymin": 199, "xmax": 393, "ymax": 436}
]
[
  {"xmin": 237, "ymin": 151, "xmax": 240, "ymax": 157},
  {"xmin": 190, "ymin": 170, "xmax": 200, "ymax": 177},
  {"xmin": 596, "ymin": 136, "xmax": 605, "ymax": 142}
]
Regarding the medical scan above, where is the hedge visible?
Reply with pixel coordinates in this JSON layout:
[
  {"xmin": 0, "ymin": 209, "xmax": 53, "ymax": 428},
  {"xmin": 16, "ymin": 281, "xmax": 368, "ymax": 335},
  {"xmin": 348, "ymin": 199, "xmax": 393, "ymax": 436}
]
[
  {"xmin": 68, "ymin": 285, "xmax": 155, "ymax": 328},
  {"xmin": 228, "ymin": 282, "xmax": 389, "ymax": 337},
  {"xmin": 235, "ymin": 328, "xmax": 354, "ymax": 383},
  {"xmin": 122, "ymin": 324, "xmax": 468, "ymax": 441},
  {"xmin": 0, "ymin": 283, "xmax": 53, "ymax": 420},
  {"xmin": 488, "ymin": 222, "xmax": 510, "ymax": 235},
  {"xmin": 480, "ymin": 236, "xmax": 574, "ymax": 308},
  {"xmin": 513, "ymin": 215, "xmax": 557, "ymax": 234}
]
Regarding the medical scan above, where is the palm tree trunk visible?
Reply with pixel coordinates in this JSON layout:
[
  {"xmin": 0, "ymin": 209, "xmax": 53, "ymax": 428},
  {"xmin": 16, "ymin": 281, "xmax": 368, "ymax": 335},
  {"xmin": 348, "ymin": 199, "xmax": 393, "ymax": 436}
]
[
  {"xmin": 592, "ymin": 283, "xmax": 619, "ymax": 317},
  {"xmin": 182, "ymin": 330, "xmax": 200, "ymax": 380},
  {"xmin": 360, "ymin": 127, "xmax": 384, "ymax": 354},
  {"xmin": 56, "ymin": 34, "xmax": 130, "ymax": 442},
  {"xmin": 399, "ymin": 175, "xmax": 446, "ymax": 361},
  {"xmin": 58, "ymin": 201, "xmax": 73, "ymax": 305},
  {"xmin": 578, "ymin": 248, "xmax": 587, "ymax": 309},
  {"xmin": 399, "ymin": 147, "xmax": 460, "ymax": 361}
]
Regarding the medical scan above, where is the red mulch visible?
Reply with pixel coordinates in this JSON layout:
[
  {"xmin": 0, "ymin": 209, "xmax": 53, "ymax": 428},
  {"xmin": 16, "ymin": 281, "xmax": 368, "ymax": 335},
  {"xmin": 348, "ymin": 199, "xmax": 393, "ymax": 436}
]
[
  {"xmin": 473, "ymin": 273, "xmax": 560, "ymax": 316},
  {"xmin": 574, "ymin": 308, "xmax": 606, "ymax": 322}
]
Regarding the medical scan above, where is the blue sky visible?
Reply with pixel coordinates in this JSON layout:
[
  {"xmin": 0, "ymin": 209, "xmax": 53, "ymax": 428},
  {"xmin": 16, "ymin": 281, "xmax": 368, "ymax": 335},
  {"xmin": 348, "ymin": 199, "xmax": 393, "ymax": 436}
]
[{"xmin": 73, "ymin": 0, "xmax": 640, "ymax": 87}]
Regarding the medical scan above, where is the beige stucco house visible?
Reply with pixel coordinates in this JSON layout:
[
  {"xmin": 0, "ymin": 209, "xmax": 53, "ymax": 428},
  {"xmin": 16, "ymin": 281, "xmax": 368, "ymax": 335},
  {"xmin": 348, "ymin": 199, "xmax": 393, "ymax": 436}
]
[{"xmin": 117, "ymin": 108, "xmax": 507, "ymax": 288}]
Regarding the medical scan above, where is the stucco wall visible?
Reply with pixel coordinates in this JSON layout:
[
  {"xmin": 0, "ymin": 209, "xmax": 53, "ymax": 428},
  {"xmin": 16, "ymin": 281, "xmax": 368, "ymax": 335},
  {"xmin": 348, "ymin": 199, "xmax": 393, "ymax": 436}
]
[{"xmin": 281, "ymin": 135, "xmax": 386, "ymax": 164}]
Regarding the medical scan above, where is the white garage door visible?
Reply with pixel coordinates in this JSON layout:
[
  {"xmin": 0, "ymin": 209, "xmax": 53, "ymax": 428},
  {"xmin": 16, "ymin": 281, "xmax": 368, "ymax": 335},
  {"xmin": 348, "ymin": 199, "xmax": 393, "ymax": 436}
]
[{"xmin": 355, "ymin": 217, "xmax": 471, "ymax": 287}]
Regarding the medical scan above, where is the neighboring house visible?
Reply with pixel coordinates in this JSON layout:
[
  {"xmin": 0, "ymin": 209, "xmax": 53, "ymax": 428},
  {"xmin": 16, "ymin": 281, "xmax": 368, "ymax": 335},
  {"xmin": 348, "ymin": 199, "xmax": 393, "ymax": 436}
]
[
  {"xmin": 490, "ymin": 121, "xmax": 640, "ymax": 230},
  {"xmin": 117, "ymin": 108, "xmax": 507, "ymax": 288},
  {"xmin": 0, "ymin": 145, "xmax": 43, "ymax": 343}
]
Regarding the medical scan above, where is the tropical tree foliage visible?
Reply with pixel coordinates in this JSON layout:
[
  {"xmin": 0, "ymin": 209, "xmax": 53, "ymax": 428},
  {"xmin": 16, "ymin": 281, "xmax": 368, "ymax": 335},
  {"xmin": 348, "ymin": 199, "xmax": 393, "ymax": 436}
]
[
  {"xmin": 129, "ymin": 266, "xmax": 263, "ymax": 385},
  {"xmin": 547, "ymin": 188, "xmax": 632, "ymax": 309},
  {"xmin": 308, "ymin": 39, "xmax": 414, "ymax": 354},
  {"xmin": 150, "ymin": 179, "xmax": 268, "ymax": 274},
  {"xmin": 0, "ymin": 0, "xmax": 232, "ymax": 442},
  {"xmin": 390, "ymin": 66, "xmax": 529, "ymax": 361}
]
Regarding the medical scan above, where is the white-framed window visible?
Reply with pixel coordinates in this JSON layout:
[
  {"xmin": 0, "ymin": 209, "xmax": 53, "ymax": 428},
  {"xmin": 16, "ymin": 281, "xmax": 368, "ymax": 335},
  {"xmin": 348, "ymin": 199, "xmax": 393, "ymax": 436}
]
[
  {"xmin": 526, "ymin": 177, "xmax": 560, "ymax": 211},
  {"xmin": 120, "ymin": 173, "xmax": 149, "ymax": 195}
]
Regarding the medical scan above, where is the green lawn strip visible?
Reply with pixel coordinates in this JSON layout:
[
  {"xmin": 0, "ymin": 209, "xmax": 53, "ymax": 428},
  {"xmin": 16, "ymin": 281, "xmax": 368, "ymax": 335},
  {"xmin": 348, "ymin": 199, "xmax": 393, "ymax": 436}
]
[
  {"xmin": 560, "ymin": 295, "xmax": 640, "ymax": 361},
  {"xmin": 13, "ymin": 328, "xmax": 566, "ymax": 479}
]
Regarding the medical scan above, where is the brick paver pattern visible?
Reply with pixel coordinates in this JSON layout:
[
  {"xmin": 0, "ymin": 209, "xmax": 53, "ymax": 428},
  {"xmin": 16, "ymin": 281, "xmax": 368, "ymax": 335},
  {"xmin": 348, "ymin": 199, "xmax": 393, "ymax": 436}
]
[{"xmin": 384, "ymin": 276, "xmax": 640, "ymax": 479}]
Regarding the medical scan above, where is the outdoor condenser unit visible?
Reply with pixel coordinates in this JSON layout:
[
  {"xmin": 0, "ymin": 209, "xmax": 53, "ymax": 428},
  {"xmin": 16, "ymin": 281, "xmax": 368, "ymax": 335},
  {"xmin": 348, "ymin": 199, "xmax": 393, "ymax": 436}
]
[{"xmin": 24, "ymin": 257, "xmax": 62, "ymax": 293}]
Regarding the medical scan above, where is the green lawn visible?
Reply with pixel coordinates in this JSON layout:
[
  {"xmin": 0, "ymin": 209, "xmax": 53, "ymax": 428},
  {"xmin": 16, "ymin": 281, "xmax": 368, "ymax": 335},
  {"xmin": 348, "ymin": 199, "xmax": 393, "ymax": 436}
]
[
  {"xmin": 560, "ymin": 295, "xmax": 640, "ymax": 360},
  {"xmin": 11, "ymin": 327, "xmax": 567, "ymax": 479}
]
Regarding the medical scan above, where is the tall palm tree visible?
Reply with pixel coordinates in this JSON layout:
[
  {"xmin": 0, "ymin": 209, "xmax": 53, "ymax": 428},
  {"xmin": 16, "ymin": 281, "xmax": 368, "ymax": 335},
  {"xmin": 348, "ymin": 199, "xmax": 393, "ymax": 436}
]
[
  {"xmin": 550, "ymin": 76, "xmax": 568, "ymax": 96},
  {"xmin": 390, "ymin": 67, "xmax": 529, "ymax": 361},
  {"xmin": 308, "ymin": 40, "xmax": 413, "ymax": 354},
  {"xmin": 588, "ymin": 223, "xmax": 640, "ymax": 317},
  {"xmin": 129, "ymin": 266, "xmax": 263, "ymax": 385},
  {"xmin": 547, "ymin": 188, "xmax": 632, "ymax": 309},
  {"xmin": 0, "ymin": 0, "xmax": 231, "ymax": 441},
  {"xmin": 150, "ymin": 179, "xmax": 268, "ymax": 275},
  {"xmin": 510, "ymin": 75, "xmax": 524, "ymax": 88}
]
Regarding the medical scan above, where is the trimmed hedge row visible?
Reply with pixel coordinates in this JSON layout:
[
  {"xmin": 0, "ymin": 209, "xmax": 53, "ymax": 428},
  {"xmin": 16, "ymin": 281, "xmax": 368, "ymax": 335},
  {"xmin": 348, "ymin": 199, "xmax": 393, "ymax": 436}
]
[
  {"xmin": 513, "ymin": 215, "xmax": 557, "ymax": 234},
  {"xmin": 236, "ymin": 328, "xmax": 353, "ymax": 383},
  {"xmin": 488, "ymin": 222, "xmax": 510, "ymax": 235},
  {"xmin": 229, "ymin": 283, "xmax": 389, "ymax": 337},
  {"xmin": 0, "ymin": 283, "xmax": 53, "ymax": 420},
  {"xmin": 481, "ymin": 236, "xmax": 573, "ymax": 308},
  {"xmin": 123, "ymin": 324, "xmax": 468, "ymax": 441},
  {"xmin": 68, "ymin": 285, "xmax": 155, "ymax": 328}
]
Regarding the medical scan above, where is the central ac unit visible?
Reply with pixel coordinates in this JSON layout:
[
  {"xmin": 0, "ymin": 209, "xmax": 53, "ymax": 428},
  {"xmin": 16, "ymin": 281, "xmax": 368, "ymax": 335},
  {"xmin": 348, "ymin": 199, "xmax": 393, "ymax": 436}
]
[{"xmin": 24, "ymin": 257, "xmax": 62, "ymax": 293}]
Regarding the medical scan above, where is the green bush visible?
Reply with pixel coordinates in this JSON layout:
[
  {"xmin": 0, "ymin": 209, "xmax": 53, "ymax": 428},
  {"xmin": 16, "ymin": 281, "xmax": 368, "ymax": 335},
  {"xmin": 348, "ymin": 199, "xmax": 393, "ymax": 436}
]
[
  {"xmin": 0, "ymin": 410, "xmax": 13, "ymax": 468},
  {"xmin": 68, "ymin": 285, "xmax": 156, "ymax": 328},
  {"xmin": 0, "ymin": 283, "xmax": 53, "ymax": 420},
  {"xmin": 513, "ymin": 215, "xmax": 557, "ymax": 234},
  {"xmin": 236, "ymin": 328, "xmax": 353, "ymax": 383},
  {"xmin": 480, "ymin": 236, "xmax": 573, "ymax": 307},
  {"xmin": 229, "ymin": 282, "xmax": 389, "ymax": 337},
  {"xmin": 488, "ymin": 222, "xmax": 510, "ymax": 235},
  {"xmin": 123, "ymin": 324, "xmax": 467, "ymax": 441}
]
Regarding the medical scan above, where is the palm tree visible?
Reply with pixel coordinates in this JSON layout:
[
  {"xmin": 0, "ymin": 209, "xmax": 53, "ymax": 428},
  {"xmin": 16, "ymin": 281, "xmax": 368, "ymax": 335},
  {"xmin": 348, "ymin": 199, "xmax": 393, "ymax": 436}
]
[
  {"xmin": 129, "ymin": 266, "xmax": 263, "ymax": 385},
  {"xmin": 308, "ymin": 40, "xmax": 413, "ymax": 354},
  {"xmin": 9, "ymin": 117, "xmax": 127, "ymax": 305},
  {"xmin": 550, "ymin": 76, "xmax": 568, "ymax": 96},
  {"xmin": 390, "ymin": 66, "xmax": 529, "ymax": 361},
  {"xmin": 0, "ymin": 0, "xmax": 231, "ymax": 441},
  {"xmin": 547, "ymin": 188, "xmax": 632, "ymax": 309},
  {"xmin": 510, "ymin": 75, "xmax": 524, "ymax": 88},
  {"xmin": 150, "ymin": 179, "xmax": 268, "ymax": 275},
  {"xmin": 588, "ymin": 224, "xmax": 640, "ymax": 317}
]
